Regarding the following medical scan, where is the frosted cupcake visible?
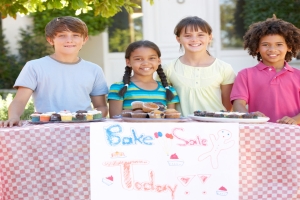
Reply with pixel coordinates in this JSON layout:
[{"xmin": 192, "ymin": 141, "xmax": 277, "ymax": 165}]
[
  {"xmin": 60, "ymin": 113, "xmax": 73, "ymax": 121},
  {"xmin": 40, "ymin": 113, "xmax": 51, "ymax": 122},
  {"xmin": 87, "ymin": 110, "xmax": 102, "ymax": 120},
  {"xmin": 30, "ymin": 113, "xmax": 41, "ymax": 122}
]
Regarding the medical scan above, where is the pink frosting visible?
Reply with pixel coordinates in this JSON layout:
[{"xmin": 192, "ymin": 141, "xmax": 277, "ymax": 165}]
[{"xmin": 170, "ymin": 153, "xmax": 179, "ymax": 159}]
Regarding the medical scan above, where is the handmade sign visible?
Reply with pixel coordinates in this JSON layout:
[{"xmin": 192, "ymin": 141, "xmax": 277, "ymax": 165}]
[{"xmin": 90, "ymin": 122, "xmax": 239, "ymax": 200}]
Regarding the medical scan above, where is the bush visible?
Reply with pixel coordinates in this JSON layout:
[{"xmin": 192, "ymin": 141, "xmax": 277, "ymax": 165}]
[{"xmin": 0, "ymin": 93, "xmax": 34, "ymax": 120}]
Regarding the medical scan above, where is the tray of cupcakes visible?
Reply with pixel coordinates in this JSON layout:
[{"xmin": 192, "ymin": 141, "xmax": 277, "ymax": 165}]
[
  {"xmin": 29, "ymin": 110, "xmax": 105, "ymax": 124},
  {"xmin": 188, "ymin": 110, "xmax": 269, "ymax": 123},
  {"xmin": 115, "ymin": 101, "xmax": 189, "ymax": 122}
]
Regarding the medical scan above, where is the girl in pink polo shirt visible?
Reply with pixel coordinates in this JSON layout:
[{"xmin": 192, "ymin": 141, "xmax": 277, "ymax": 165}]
[{"xmin": 230, "ymin": 15, "xmax": 300, "ymax": 124}]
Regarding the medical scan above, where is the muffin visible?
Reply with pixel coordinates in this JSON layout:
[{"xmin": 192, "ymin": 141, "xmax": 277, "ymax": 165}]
[
  {"xmin": 164, "ymin": 109, "xmax": 181, "ymax": 119},
  {"xmin": 149, "ymin": 110, "xmax": 165, "ymax": 118},
  {"xmin": 121, "ymin": 110, "xmax": 132, "ymax": 118},
  {"xmin": 131, "ymin": 101, "xmax": 143, "ymax": 111},
  {"xmin": 142, "ymin": 102, "xmax": 159, "ymax": 113},
  {"xmin": 153, "ymin": 102, "xmax": 166, "ymax": 111},
  {"xmin": 131, "ymin": 112, "xmax": 148, "ymax": 118},
  {"xmin": 50, "ymin": 113, "xmax": 61, "ymax": 121}
]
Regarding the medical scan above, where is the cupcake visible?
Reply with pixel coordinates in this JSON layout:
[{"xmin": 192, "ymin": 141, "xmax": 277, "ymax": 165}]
[
  {"xmin": 30, "ymin": 113, "xmax": 41, "ymax": 122},
  {"xmin": 40, "ymin": 113, "xmax": 51, "ymax": 122},
  {"xmin": 60, "ymin": 113, "xmax": 73, "ymax": 121},
  {"xmin": 131, "ymin": 101, "xmax": 143, "ymax": 111},
  {"xmin": 86, "ymin": 113, "xmax": 94, "ymax": 120},
  {"xmin": 75, "ymin": 113, "xmax": 86, "ymax": 120},
  {"xmin": 93, "ymin": 110, "xmax": 102, "ymax": 119},
  {"xmin": 50, "ymin": 113, "xmax": 61, "ymax": 121},
  {"xmin": 131, "ymin": 112, "xmax": 148, "ymax": 118},
  {"xmin": 153, "ymin": 102, "xmax": 166, "ymax": 111},
  {"xmin": 142, "ymin": 102, "xmax": 159, "ymax": 113},
  {"xmin": 164, "ymin": 109, "xmax": 181, "ymax": 119},
  {"xmin": 149, "ymin": 110, "xmax": 165, "ymax": 118}
]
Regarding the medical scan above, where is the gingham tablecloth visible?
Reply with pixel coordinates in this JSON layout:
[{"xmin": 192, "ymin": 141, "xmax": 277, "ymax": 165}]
[
  {"xmin": 0, "ymin": 122, "xmax": 300, "ymax": 200},
  {"xmin": 0, "ymin": 123, "xmax": 90, "ymax": 200}
]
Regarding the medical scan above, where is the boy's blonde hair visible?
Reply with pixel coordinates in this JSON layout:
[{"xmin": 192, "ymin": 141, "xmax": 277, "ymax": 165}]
[{"xmin": 45, "ymin": 16, "xmax": 88, "ymax": 39}]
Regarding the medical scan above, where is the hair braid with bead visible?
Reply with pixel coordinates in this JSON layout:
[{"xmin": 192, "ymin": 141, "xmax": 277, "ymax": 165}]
[
  {"xmin": 156, "ymin": 64, "xmax": 175, "ymax": 101},
  {"xmin": 118, "ymin": 66, "xmax": 132, "ymax": 97}
]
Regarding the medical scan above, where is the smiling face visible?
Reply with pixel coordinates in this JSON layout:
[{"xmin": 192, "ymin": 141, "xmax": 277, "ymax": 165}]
[
  {"xmin": 47, "ymin": 31, "xmax": 88, "ymax": 57},
  {"xmin": 176, "ymin": 26, "xmax": 212, "ymax": 53},
  {"xmin": 126, "ymin": 47, "xmax": 161, "ymax": 78},
  {"xmin": 257, "ymin": 34, "xmax": 291, "ymax": 68}
]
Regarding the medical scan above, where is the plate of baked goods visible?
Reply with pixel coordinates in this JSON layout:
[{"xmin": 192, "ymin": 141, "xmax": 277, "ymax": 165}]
[
  {"xmin": 114, "ymin": 101, "xmax": 190, "ymax": 122},
  {"xmin": 118, "ymin": 117, "xmax": 190, "ymax": 123},
  {"xmin": 28, "ymin": 110, "xmax": 105, "ymax": 124},
  {"xmin": 188, "ymin": 111, "xmax": 270, "ymax": 124}
]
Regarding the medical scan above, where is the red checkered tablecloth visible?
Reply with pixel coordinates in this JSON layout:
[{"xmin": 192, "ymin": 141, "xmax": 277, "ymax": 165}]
[
  {"xmin": 0, "ymin": 123, "xmax": 90, "ymax": 200},
  {"xmin": 239, "ymin": 123, "xmax": 300, "ymax": 200},
  {"xmin": 1, "ymin": 122, "xmax": 300, "ymax": 200}
]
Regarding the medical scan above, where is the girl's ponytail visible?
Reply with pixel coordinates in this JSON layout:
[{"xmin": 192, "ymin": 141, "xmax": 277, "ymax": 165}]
[
  {"xmin": 118, "ymin": 66, "xmax": 132, "ymax": 97},
  {"xmin": 157, "ymin": 64, "xmax": 175, "ymax": 101}
]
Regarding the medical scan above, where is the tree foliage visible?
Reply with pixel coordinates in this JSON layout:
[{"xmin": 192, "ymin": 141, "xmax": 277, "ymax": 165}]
[
  {"xmin": 242, "ymin": 0, "xmax": 300, "ymax": 29},
  {"xmin": 0, "ymin": 0, "xmax": 154, "ymax": 19},
  {"xmin": 30, "ymin": 5, "xmax": 112, "ymax": 36}
]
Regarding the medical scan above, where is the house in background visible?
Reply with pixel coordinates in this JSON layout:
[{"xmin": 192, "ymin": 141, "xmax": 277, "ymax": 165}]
[{"xmin": 3, "ymin": 0, "xmax": 300, "ymax": 86}]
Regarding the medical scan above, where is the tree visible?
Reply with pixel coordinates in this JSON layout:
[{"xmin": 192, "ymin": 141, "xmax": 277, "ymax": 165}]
[{"xmin": 0, "ymin": 0, "xmax": 154, "ymax": 19}]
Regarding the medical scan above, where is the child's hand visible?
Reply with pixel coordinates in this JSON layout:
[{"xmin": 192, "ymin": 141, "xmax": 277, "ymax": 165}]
[
  {"xmin": 251, "ymin": 111, "xmax": 266, "ymax": 117},
  {"xmin": 0, "ymin": 117, "xmax": 22, "ymax": 128},
  {"xmin": 276, "ymin": 116, "xmax": 297, "ymax": 125}
]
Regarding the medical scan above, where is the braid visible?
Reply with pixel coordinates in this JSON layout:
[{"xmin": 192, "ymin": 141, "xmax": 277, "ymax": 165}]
[
  {"xmin": 157, "ymin": 64, "xmax": 175, "ymax": 101},
  {"xmin": 118, "ymin": 66, "xmax": 132, "ymax": 97}
]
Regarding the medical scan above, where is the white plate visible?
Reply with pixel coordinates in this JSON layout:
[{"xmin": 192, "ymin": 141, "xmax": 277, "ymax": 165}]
[
  {"xmin": 188, "ymin": 115, "xmax": 269, "ymax": 124},
  {"xmin": 28, "ymin": 118, "xmax": 106, "ymax": 124},
  {"xmin": 120, "ymin": 117, "xmax": 190, "ymax": 123}
]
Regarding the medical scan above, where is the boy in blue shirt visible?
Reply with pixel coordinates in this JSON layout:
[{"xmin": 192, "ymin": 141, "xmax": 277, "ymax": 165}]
[{"xmin": 1, "ymin": 16, "xmax": 108, "ymax": 127}]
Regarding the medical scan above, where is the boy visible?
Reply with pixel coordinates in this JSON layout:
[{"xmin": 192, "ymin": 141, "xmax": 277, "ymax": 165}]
[
  {"xmin": 0, "ymin": 16, "xmax": 108, "ymax": 127},
  {"xmin": 230, "ymin": 16, "xmax": 300, "ymax": 124}
]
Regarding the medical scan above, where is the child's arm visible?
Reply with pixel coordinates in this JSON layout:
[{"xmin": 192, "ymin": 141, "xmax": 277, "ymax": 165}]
[
  {"xmin": 0, "ymin": 87, "xmax": 33, "ymax": 128},
  {"xmin": 108, "ymin": 100, "xmax": 123, "ymax": 118},
  {"xmin": 221, "ymin": 84, "xmax": 233, "ymax": 111},
  {"xmin": 91, "ymin": 95, "xmax": 108, "ymax": 118},
  {"xmin": 167, "ymin": 103, "xmax": 176, "ymax": 109},
  {"xmin": 233, "ymin": 99, "xmax": 266, "ymax": 117},
  {"xmin": 277, "ymin": 114, "xmax": 300, "ymax": 125}
]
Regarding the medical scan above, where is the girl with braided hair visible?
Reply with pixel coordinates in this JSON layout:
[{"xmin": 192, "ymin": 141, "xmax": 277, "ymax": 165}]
[{"xmin": 108, "ymin": 40, "xmax": 179, "ymax": 118}]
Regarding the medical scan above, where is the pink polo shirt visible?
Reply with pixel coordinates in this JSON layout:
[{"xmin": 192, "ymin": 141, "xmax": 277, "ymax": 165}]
[{"xmin": 230, "ymin": 61, "xmax": 300, "ymax": 123}]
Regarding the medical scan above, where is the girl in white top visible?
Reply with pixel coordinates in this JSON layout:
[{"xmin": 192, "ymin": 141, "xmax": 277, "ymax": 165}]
[{"xmin": 161, "ymin": 16, "xmax": 236, "ymax": 116}]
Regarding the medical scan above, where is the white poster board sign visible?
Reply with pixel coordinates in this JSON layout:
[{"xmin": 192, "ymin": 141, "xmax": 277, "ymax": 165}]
[{"xmin": 91, "ymin": 122, "xmax": 239, "ymax": 200}]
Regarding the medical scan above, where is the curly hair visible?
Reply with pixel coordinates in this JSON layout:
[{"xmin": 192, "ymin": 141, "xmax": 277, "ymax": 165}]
[
  {"xmin": 243, "ymin": 15, "xmax": 300, "ymax": 62},
  {"xmin": 118, "ymin": 40, "xmax": 175, "ymax": 101}
]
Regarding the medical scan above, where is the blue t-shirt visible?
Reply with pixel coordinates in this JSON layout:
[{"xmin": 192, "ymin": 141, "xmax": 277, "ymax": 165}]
[
  {"xmin": 108, "ymin": 81, "xmax": 180, "ymax": 110},
  {"xmin": 14, "ymin": 56, "xmax": 108, "ymax": 113}
]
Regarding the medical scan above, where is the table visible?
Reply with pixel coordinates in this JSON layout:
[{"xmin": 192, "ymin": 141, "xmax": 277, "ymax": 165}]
[{"xmin": 0, "ymin": 122, "xmax": 299, "ymax": 200}]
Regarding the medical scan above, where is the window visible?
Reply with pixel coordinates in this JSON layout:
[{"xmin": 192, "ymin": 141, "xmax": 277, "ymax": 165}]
[
  {"xmin": 108, "ymin": 0, "xmax": 143, "ymax": 52},
  {"xmin": 220, "ymin": 0, "xmax": 244, "ymax": 49}
]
